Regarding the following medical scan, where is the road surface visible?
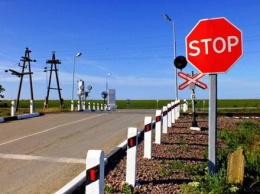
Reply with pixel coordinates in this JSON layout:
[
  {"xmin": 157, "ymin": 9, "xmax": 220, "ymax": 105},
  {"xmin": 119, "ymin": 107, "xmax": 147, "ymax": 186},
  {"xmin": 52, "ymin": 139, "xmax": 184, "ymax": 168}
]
[{"xmin": 0, "ymin": 109, "xmax": 154, "ymax": 194}]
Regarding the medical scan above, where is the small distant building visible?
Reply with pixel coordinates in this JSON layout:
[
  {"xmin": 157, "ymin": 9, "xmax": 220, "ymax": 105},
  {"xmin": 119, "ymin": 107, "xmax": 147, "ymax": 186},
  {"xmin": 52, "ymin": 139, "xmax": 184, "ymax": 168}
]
[{"xmin": 107, "ymin": 89, "xmax": 117, "ymax": 110}]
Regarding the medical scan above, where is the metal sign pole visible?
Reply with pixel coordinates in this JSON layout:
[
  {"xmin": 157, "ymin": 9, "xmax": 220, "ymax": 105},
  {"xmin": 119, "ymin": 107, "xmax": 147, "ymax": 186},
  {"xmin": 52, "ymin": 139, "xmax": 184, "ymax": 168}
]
[
  {"xmin": 208, "ymin": 74, "xmax": 217, "ymax": 174},
  {"xmin": 191, "ymin": 71, "xmax": 198, "ymax": 128}
]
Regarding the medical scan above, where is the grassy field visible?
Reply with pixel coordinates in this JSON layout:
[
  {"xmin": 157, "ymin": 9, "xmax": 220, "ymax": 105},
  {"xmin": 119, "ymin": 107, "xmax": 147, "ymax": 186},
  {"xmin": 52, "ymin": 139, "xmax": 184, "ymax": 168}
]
[
  {"xmin": 0, "ymin": 99, "xmax": 259, "ymax": 116},
  {"xmin": 1, "ymin": 99, "xmax": 259, "ymax": 109}
]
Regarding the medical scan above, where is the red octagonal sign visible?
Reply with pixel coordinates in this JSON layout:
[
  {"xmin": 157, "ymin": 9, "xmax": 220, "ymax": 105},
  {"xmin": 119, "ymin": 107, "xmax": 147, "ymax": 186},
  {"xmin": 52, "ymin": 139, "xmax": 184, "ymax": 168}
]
[{"xmin": 186, "ymin": 17, "xmax": 243, "ymax": 74}]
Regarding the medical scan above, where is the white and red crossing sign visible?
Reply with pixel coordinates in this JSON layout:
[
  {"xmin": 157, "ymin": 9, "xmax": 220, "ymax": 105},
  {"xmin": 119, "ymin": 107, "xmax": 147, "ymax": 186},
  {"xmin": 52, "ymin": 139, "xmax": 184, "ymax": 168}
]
[
  {"xmin": 178, "ymin": 72, "xmax": 207, "ymax": 90},
  {"xmin": 186, "ymin": 17, "xmax": 243, "ymax": 74}
]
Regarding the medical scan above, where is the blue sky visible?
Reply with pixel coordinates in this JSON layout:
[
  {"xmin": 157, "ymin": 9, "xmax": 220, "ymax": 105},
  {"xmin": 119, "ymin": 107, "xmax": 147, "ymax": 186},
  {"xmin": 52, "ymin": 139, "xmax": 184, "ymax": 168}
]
[{"xmin": 0, "ymin": 0, "xmax": 259, "ymax": 101}]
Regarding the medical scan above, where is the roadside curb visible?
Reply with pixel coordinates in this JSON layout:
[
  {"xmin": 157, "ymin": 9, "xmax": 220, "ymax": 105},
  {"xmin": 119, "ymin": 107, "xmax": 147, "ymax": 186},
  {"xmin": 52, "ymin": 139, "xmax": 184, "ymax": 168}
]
[{"xmin": 0, "ymin": 112, "xmax": 41, "ymax": 123}]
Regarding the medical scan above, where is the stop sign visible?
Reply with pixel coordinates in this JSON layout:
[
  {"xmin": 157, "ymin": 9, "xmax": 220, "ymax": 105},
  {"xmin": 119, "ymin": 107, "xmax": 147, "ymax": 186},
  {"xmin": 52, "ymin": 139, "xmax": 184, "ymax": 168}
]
[{"xmin": 186, "ymin": 17, "xmax": 243, "ymax": 74}]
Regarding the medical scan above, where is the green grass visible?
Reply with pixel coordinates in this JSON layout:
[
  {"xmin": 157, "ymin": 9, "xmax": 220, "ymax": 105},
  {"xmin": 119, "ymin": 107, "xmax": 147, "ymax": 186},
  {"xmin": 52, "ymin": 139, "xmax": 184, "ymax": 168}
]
[
  {"xmin": 1, "ymin": 99, "xmax": 259, "ymax": 109},
  {"xmin": 180, "ymin": 120, "xmax": 260, "ymax": 193},
  {"xmin": 170, "ymin": 159, "xmax": 185, "ymax": 170},
  {"xmin": 218, "ymin": 121, "xmax": 260, "ymax": 192},
  {"xmin": 0, "ymin": 99, "xmax": 259, "ymax": 117},
  {"xmin": 192, "ymin": 99, "xmax": 260, "ymax": 109},
  {"xmin": 104, "ymin": 184, "xmax": 114, "ymax": 193},
  {"xmin": 0, "ymin": 99, "xmax": 172, "ymax": 111}
]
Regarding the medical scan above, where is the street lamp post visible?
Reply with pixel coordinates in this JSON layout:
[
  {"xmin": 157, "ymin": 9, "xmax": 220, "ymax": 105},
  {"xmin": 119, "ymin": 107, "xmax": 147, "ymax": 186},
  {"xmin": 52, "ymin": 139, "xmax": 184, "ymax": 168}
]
[
  {"xmin": 162, "ymin": 13, "xmax": 178, "ymax": 100},
  {"xmin": 106, "ymin": 72, "xmax": 111, "ymax": 92},
  {"xmin": 71, "ymin": 52, "xmax": 82, "ymax": 111}
]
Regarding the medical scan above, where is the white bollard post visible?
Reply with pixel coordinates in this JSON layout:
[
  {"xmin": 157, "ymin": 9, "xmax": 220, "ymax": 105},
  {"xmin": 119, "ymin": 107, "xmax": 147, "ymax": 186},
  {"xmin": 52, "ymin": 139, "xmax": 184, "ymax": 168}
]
[
  {"xmin": 85, "ymin": 150, "xmax": 104, "ymax": 194},
  {"xmin": 11, "ymin": 101, "xmax": 16, "ymax": 116},
  {"xmin": 77, "ymin": 101, "xmax": 80, "ymax": 111},
  {"xmin": 171, "ymin": 101, "xmax": 176, "ymax": 124},
  {"xmin": 144, "ymin": 116, "xmax": 152, "ymax": 159},
  {"xmin": 71, "ymin": 100, "xmax": 74, "ymax": 111},
  {"xmin": 174, "ymin": 100, "xmax": 178, "ymax": 120},
  {"xmin": 83, "ymin": 101, "xmax": 86, "ymax": 110},
  {"xmin": 183, "ymin": 100, "xmax": 188, "ymax": 112},
  {"xmin": 104, "ymin": 104, "xmax": 107, "ymax": 111},
  {"xmin": 177, "ymin": 100, "xmax": 180, "ymax": 118},
  {"xmin": 93, "ymin": 103, "xmax": 96, "ymax": 111},
  {"xmin": 162, "ymin": 106, "xmax": 168, "ymax": 134},
  {"xmin": 126, "ymin": 127, "xmax": 138, "ymax": 186},
  {"xmin": 97, "ymin": 103, "xmax": 99, "ymax": 111},
  {"xmin": 88, "ymin": 102, "xmax": 91, "ymax": 110},
  {"xmin": 155, "ymin": 110, "xmax": 162, "ymax": 144},
  {"xmin": 30, "ymin": 100, "xmax": 34, "ymax": 114},
  {"xmin": 100, "ymin": 104, "xmax": 103, "ymax": 111},
  {"xmin": 167, "ymin": 103, "xmax": 172, "ymax": 128}
]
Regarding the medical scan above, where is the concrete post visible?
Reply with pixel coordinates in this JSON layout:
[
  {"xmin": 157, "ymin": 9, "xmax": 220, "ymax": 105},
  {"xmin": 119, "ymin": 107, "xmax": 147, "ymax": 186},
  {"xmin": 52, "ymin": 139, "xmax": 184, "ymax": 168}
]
[
  {"xmin": 126, "ymin": 127, "xmax": 138, "ymax": 186},
  {"xmin": 71, "ymin": 100, "xmax": 74, "ymax": 111},
  {"xmin": 30, "ymin": 100, "xmax": 33, "ymax": 114},
  {"xmin": 162, "ymin": 106, "xmax": 168, "ymax": 134},
  {"xmin": 171, "ymin": 101, "xmax": 176, "ymax": 124},
  {"xmin": 155, "ymin": 110, "xmax": 162, "ymax": 144},
  {"xmin": 11, "ymin": 101, "xmax": 16, "ymax": 116},
  {"xmin": 167, "ymin": 103, "xmax": 172, "ymax": 128},
  {"xmin": 144, "ymin": 116, "xmax": 152, "ymax": 159},
  {"xmin": 88, "ymin": 102, "xmax": 91, "ymax": 110},
  {"xmin": 85, "ymin": 150, "xmax": 104, "ymax": 194},
  {"xmin": 83, "ymin": 101, "xmax": 86, "ymax": 110}
]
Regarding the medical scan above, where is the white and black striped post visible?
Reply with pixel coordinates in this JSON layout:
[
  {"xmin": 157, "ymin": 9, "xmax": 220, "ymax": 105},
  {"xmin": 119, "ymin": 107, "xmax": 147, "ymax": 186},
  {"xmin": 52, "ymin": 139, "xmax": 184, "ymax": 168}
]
[
  {"xmin": 171, "ymin": 101, "xmax": 176, "ymax": 124},
  {"xmin": 174, "ymin": 100, "xmax": 178, "ymax": 120},
  {"xmin": 126, "ymin": 127, "xmax": 138, "ymax": 186},
  {"xmin": 167, "ymin": 103, "xmax": 172, "ymax": 128},
  {"xmin": 177, "ymin": 100, "xmax": 180, "ymax": 118},
  {"xmin": 85, "ymin": 150, "xmax": 104, "ymax": 194},
  {"xmin": 162, "ymin": 106, "xmax": 168, "ymax": 133},
  {"xmin": 155, "ymin": 110, "xmax": 162, "ymax": 144},
  {"xmin": 144, "ymin": 116, "xmax": 152, "ymax": 159}
]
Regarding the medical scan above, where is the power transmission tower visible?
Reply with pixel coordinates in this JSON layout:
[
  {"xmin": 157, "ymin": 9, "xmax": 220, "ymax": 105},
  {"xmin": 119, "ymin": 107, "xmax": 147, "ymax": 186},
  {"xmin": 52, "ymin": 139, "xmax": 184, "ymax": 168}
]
[
  {"xmin": 6, "ymin": 47, "xmax": 36, "ymax": 112},
  {"xmin": 44, "ymin": 51, "xmax": 64, "ymax": 108}
]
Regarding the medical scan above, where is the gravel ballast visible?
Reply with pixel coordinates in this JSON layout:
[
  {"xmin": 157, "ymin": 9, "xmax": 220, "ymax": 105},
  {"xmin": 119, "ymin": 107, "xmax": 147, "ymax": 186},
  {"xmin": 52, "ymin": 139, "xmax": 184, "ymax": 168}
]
[{"xmin": 76, "ymin": 116, "xmax": 257, "ymax": 193}]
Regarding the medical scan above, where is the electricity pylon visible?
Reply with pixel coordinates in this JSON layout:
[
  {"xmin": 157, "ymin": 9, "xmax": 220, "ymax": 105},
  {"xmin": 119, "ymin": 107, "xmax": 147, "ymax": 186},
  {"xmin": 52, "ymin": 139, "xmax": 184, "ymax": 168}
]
[{"xmin": 44, "ymin": 51, "xmax": 64, "ymax": 108}]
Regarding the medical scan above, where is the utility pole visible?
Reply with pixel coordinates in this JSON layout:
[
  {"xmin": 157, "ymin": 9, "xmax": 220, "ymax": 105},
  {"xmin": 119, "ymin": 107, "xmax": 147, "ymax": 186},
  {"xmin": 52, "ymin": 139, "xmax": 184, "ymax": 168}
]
[
  {"xmin": 6, "ymin": 48, "xmax": 36, "ymax": 112},
  {"xmin": 44, "ymin": 52, "xmax": 64, "ymax": 108}
]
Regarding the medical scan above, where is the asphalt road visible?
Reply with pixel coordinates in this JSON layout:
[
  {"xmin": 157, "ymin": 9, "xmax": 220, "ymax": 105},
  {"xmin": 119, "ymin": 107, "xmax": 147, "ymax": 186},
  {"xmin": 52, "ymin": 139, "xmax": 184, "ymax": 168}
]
[{"xmin": 0, "ymin": 109, "xmax": 154, "ymax": 194}]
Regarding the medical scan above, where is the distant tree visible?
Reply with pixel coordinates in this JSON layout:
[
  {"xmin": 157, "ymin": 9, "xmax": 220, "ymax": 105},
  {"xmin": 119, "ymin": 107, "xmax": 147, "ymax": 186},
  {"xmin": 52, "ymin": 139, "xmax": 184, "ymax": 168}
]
[{"xmin": 0, "ymin": 85, "xmax": 5, "ymax": 99}]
